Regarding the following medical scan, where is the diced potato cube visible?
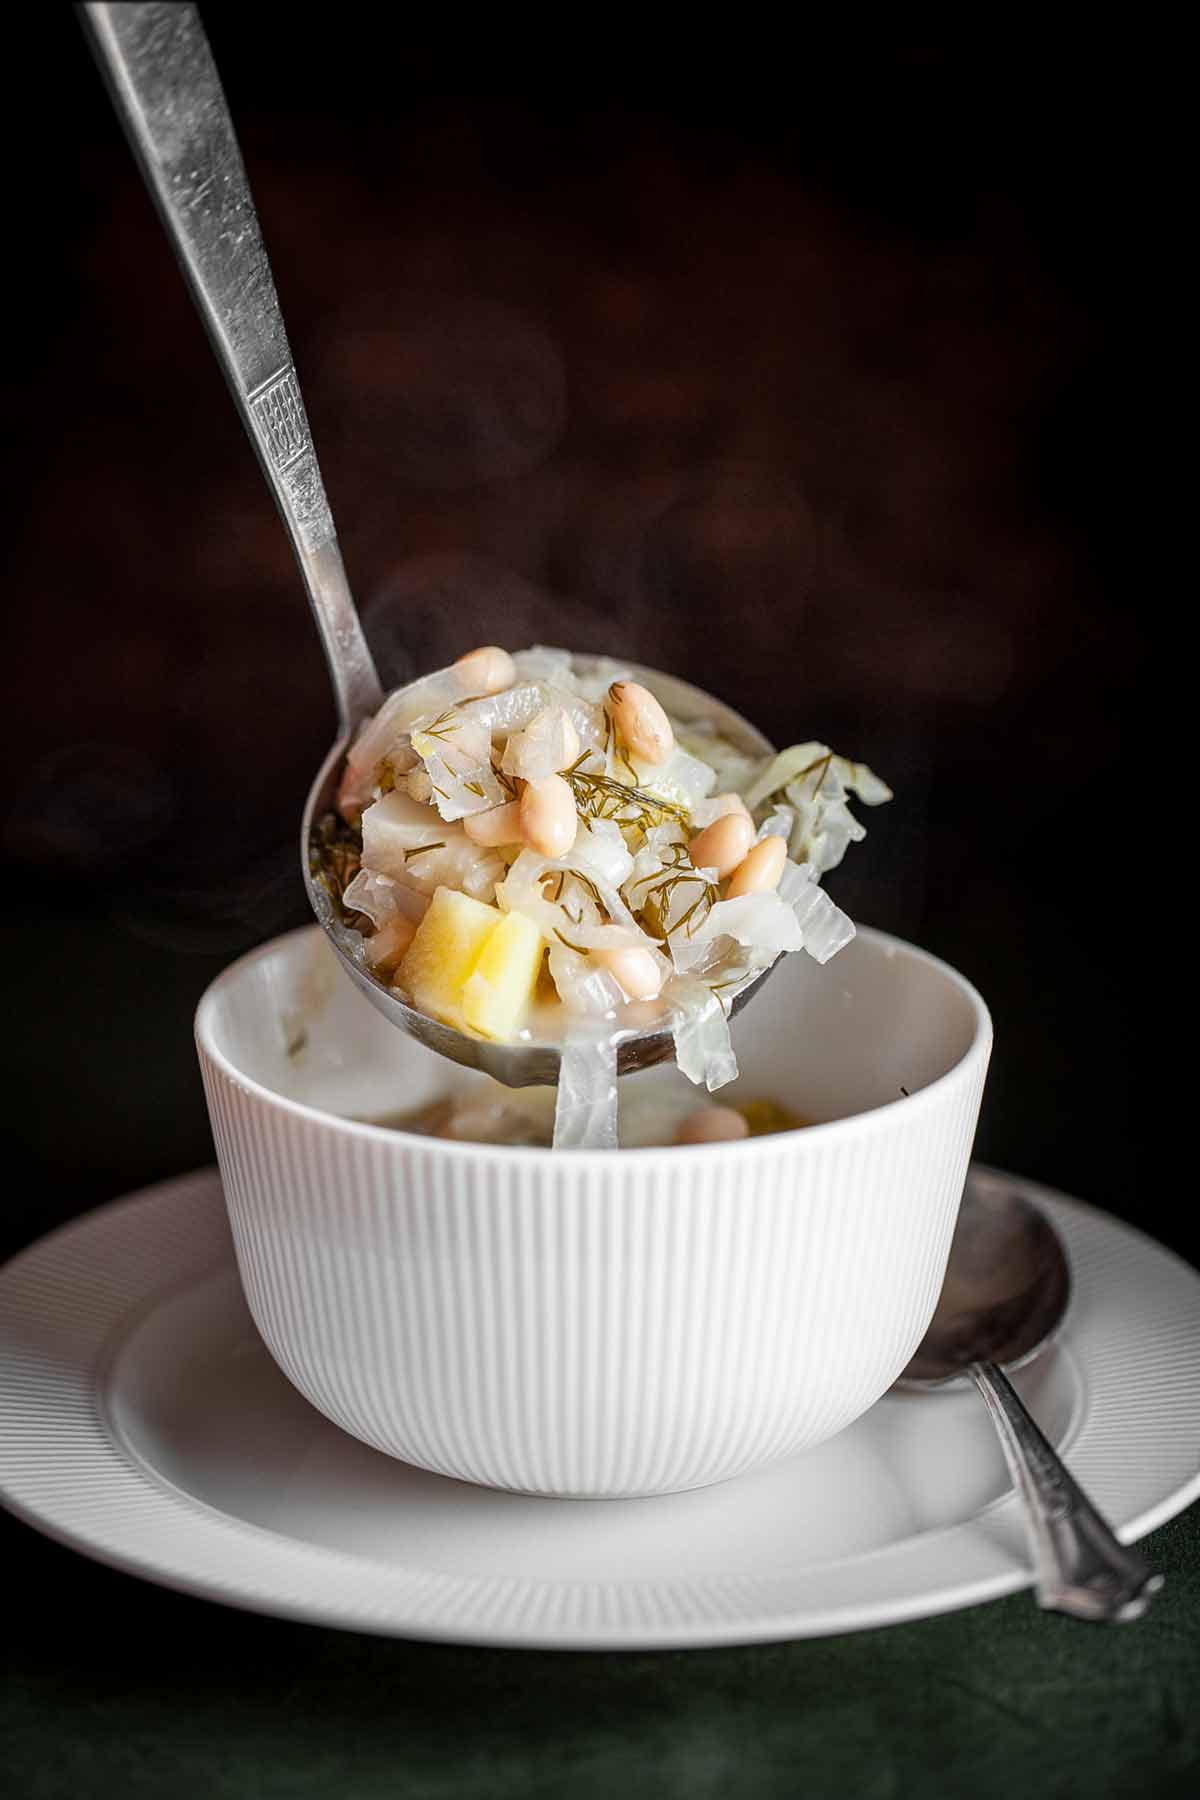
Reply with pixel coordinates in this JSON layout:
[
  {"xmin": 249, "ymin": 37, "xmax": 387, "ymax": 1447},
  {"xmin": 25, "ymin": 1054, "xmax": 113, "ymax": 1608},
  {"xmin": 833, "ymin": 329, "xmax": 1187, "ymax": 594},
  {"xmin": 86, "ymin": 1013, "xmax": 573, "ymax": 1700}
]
[
  {"xmin": 462, "ymin": 911, "xmax": 546, "ymax": 1040},
  {"xmin": 396, "ymin": 887, "xmax": 503, "ymax": 1029}
]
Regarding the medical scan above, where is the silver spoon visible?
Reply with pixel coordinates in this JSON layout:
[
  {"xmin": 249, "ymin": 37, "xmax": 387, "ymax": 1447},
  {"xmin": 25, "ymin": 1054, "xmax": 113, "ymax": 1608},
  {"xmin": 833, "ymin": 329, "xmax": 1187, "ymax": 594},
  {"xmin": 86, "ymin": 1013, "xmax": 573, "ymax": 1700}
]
[
  {"xmin": 898, "ymin": 1167, "xmax": 1163, "ymax": 1622},
  {"xmin": 81, "ymin": 2, "xmax": 777, "ymax": 1086}
]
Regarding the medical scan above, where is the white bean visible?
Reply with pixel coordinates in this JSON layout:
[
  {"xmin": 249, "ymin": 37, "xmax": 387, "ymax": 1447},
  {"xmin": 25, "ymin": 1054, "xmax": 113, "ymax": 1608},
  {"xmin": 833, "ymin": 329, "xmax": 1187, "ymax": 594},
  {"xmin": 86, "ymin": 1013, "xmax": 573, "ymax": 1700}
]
[
  {"xmin": 607, "ymin": 681, "xmax": 674, "ymax": 766},
  {"xmin": 726, "ymin": 835, "xmax": 788, "ymax": 898},
  {"xmin": 675, "ymin": 1105, "xmax": 749, "ymax": 1145},
  {"xmin": 592, "ymin": 945, "xmax": 663, "ymax": 1002},
  {"xmin": 452, "ymin": 645, "xmax": 516, "ymax": 696},
  {"xmin": 519, "ymin": 775, "xmax": 578, "ymax": 858},
  {"xmin": 688, "ymin": 811, "xmax": 755, "ymax": 880},
  {"xmin": 463, "ymin": 800, "xmax": 524, "ymax": 847}
]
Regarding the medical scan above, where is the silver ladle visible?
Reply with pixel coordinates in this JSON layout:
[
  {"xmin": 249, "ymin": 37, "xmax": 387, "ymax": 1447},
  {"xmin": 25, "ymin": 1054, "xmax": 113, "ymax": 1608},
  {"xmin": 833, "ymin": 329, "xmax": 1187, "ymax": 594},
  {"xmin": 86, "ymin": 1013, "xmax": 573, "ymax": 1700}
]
[
  {"xmin": 898, "ymin": 1167, "xmax": 1163, "ymax": 1622},
  {"xmin": 81, "ymin": 2, "xmax": 777, "ymax": 1085}
]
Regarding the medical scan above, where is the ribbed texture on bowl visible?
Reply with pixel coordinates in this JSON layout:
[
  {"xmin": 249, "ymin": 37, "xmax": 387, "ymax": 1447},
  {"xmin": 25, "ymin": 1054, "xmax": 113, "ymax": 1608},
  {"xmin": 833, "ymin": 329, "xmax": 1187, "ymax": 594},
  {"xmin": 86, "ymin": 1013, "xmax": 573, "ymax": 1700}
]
[{"xmin": 199, "ymin": 1053, "xmax": 984, "ymax": 1497}]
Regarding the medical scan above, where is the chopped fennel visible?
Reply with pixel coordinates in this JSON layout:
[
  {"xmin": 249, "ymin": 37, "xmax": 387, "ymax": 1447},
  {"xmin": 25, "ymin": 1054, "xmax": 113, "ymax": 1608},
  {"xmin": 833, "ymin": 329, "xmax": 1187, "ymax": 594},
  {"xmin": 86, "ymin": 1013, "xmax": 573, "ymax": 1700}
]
[{"xmin": 313, "ymin": 646, "xmax": 890, "ymax": 1147}]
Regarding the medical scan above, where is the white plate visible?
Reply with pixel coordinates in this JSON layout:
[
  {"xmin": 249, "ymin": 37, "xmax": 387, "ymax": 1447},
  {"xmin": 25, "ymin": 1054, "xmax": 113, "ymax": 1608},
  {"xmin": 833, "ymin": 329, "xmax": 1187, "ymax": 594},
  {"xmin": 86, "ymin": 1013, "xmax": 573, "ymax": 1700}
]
[{"xmin": 1, "ymin": 1166, "xmax": 1198, "ymax": 1649}]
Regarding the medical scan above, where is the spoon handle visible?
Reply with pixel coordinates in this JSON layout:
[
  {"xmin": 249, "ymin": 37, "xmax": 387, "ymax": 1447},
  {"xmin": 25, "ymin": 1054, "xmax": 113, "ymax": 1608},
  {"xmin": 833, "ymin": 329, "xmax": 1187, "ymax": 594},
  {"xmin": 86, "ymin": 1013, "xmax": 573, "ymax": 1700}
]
[
  {"xmin": 78, "ymin": 3, "xmax": 382, "ymax": 733},
  {"xmin": 972, "ymin": 1360, "xmax": 1162, "ymax": 1622}
]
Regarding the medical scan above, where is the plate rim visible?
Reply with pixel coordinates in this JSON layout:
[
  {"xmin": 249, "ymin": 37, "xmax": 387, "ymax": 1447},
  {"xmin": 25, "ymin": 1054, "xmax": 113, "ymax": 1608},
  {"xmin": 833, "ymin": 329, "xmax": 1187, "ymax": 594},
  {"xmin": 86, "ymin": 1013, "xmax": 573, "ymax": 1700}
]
[{"xmin": 1, "ymin": 1164, "xmax": 1198, "ymax": 1650}]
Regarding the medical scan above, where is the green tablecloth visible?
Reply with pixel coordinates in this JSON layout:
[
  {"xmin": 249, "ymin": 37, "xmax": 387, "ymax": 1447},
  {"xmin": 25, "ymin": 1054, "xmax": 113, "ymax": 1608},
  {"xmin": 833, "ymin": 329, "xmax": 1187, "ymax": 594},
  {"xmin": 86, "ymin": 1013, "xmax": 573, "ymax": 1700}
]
[{"xmin": 3, "ymin": 1501, "xmax": 1196, "ymax": 1799}]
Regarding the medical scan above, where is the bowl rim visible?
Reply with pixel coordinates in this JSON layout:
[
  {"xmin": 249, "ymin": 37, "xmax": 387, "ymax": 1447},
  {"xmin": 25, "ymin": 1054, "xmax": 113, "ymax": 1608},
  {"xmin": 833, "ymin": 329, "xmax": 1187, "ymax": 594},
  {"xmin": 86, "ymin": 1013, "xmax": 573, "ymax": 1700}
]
[{"xmin": 194, "ymin": 923, "xmax": 992, "ymax": 1165}]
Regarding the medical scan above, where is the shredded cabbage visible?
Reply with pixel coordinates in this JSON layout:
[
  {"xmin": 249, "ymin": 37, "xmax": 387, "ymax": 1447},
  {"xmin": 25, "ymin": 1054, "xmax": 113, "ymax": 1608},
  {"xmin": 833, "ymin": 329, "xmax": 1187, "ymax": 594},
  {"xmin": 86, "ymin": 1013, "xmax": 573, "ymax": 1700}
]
[
  {"xmin": 511, "ymin": 644, "xmax": 577, "ymax": 687},
  {"xmin": 756, "ymin": 805, "xmax": 796, "ymax": 843},
  {"xmin": 360, "ymin": 792, "xmax": 504, "ymax": 901},
  {"xmin": 553, "ymin": 1026, "xmax": 619, "ymax": 1149},
  {"xmin": 341, "ymin": 867, "xmax": 427, "ymax": 927},
  {"xmin": 778, "ymin": 859, "xmax": 856, "ymax": 963},
  {"xmin": 689, "ymin": 893, "xmax": 805, "ymax": 957},
  {"xmin": 571, "ymin": 656, "xmax": 635, "ymax": 703},
  {"xmin": 329, "ymin": 647, "xmax": 892, "ymax": 1144},
  {"xmin": 676, "ymin": 724, "xmax": 760, "ymax": 796},
  {"xmin": 501, "ymin": 706, "xmax": 580, "ymax": 782},
  {"xmin": 547, "ymin": 944, "xmax": 626, "ymax": 1017},
  {"xmin": 571, "ymin": 816, "xmax": 635, "ymax": 887},
  {"xmin": 419, "ymin": 751, "xmax": 507, "ymax": 822},
  {"xmin": 668, "ymin": 979, "xmax": 739, "ymax": 1092},
  {"xmin": 742, "ymin": 742, "xmax": 892, "ymax": 876},
  {"xmin": 463, "ymin": 681, "xmax": 605, "ymax": 751},
  {"xmin": 629, "ymin": 745, "xmax": 716, "ymax": 812}
]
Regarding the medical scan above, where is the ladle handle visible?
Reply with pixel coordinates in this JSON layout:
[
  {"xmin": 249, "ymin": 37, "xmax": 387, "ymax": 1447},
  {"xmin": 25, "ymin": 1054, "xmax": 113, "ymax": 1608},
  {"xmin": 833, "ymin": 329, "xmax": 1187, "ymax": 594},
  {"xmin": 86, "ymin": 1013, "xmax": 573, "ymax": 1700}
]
[
  {"xmin": 78, "ymin": 3, "xmax": 382, "ymax": 732},
  {"xmin": 972, "ymin": 1360, "xmax": 1162, "ymax": 1622}
]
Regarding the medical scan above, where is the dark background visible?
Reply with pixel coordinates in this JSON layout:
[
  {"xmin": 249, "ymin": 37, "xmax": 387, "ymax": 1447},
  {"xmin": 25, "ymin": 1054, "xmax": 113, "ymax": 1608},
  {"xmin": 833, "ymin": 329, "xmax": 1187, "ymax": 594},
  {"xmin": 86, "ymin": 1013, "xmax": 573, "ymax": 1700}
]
[
  {"xmin": 4, "ymin": 19, "xmax": 1192, "ymax": 1800},
  {"xmin": 2, "ymin": 22, "xmax": 1156, "ymax": 1253}
]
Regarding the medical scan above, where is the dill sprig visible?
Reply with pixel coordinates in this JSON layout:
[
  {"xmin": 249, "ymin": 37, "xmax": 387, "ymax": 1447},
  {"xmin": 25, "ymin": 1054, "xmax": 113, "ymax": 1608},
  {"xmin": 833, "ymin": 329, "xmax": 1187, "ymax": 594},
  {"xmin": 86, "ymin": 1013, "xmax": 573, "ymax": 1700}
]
[
  {"xmin": 601, "ymin": 705, "xmax": 639, "ymax": 783},
  {"xmin": 309, "ymin": 811, "xmax": 365, "ymax": 924},
  {"xmin": 563, "ymin": 754, "xmax": 690, "ymax": 831},
  {"xmin": 568, "ymin": 868, "xmax": 609, "ymax": 915},
  {"xmin": 624, "ymin": 829, "xmax": 718, "ymax": 944},
  {"xmin": 762, "ymin": 750, "xmax": 833, "ymax": 809},
  {"xmin": 540, "ymin": 866, "xmax": 612, "ymax": 922},
  {"xmin": 414, "ymin": 706, "xmax": 466, "ymax": 745},
  {"xmin": 638, "ymin": 869, "xmax": 717, "ymax": 943}
]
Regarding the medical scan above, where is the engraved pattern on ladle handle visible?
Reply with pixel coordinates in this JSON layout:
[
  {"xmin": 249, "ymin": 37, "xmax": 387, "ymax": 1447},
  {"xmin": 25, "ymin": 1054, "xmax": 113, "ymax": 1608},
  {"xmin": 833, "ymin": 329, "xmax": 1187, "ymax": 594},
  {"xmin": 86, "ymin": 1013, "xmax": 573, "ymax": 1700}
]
[
  {"xmin": 971, "ymin": 1360, "xmax": 1163, "ymax": 1623},
  {"xmin": 78, "ymin": 3, "xmax": 382, "ymax": 733}
]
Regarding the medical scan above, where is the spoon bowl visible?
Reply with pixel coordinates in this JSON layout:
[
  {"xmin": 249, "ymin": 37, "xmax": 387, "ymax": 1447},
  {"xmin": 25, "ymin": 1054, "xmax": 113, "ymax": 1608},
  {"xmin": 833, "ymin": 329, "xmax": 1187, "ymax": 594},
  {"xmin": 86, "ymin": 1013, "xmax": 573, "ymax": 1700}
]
[
  {"xmin": 897, "ymin": 1171, "xmax": 1072, "ymax": 1386},
  {"xmin": 898, "ymin": 1168, "xmax": 1161, "ymax": 1622}
]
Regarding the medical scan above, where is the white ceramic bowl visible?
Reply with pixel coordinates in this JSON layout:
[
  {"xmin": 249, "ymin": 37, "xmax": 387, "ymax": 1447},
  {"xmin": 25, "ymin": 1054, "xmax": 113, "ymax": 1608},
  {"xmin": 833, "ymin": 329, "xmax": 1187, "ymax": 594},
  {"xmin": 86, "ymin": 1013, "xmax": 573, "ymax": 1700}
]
[{"xmin": 196, "ymin": 925, "xmax": 990, "ymax": 1498}]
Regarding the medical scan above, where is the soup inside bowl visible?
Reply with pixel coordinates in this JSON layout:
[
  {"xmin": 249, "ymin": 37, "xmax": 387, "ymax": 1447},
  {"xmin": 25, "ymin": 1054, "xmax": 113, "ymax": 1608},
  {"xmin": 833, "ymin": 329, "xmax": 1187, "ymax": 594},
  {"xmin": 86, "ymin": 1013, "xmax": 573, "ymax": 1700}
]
[{"xmin": 196, "ymin": 924, "xmax": 990, "ymax": 1497}]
